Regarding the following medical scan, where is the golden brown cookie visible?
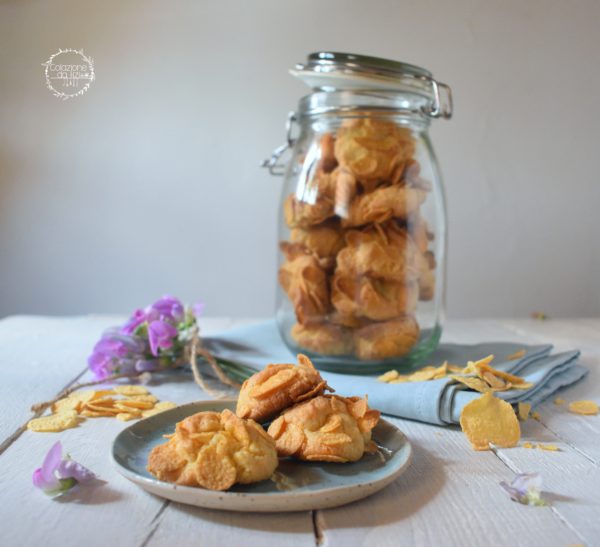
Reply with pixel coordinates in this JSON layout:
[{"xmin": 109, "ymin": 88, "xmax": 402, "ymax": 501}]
[
  {"xmin": 336, "ymin": 223, "xmax": 421, "ymax": 282},
  {"xmin": 354, "ymin": 316, "xmax": 420, "ymax": 360},
  {"xmin": 146, "ymin": 409, "xmax": 278, "ymax": 491},
  {"xmin": 334, "ymin": 119, "xmax": 415, "ymax": 189},
  {"xmin": 278, "ymin": 242, "xmax": 330, "ymax": 324},
  {"xmin": 342, "ymin": 184, "xmax": 427, "ymax": 228},
  {"xmin": 290, "ymin": 221, "xmax": 345, "ymax": 262},
  {"xmin": 267, "ymin": 395, "xmax": 380, "ymax": 462},
  {"xmin": 236, "ymin": 354, "xmax": 331, "ymax": 422},
  {"xmin": 290, "ymin": 322, "xmax": 353, "ymax": 355},
  {"xmin": 283, "ymin": 193, "xmax": 334, "ymax": 229},
  {"xmin": 331, "ymin": 271, "xmax": 419, "ymax": 321}
]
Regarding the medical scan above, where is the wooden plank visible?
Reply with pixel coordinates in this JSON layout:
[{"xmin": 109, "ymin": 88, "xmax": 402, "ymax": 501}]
[
  {"xmin": 0, "ymin": 317, "xmax": 319, "ymax": 547},
  {"xmin": 0, "ymin": 367, "xmax": 315, "ymax": 547},
  {"xmin": 1, "ymin": 316, "xmax": 597, "ymax": 547},
  {"xmin": 492, "ymin": 417, "xmax": 599, "ymax": 545},
  {"xmin": 316, "ymin": 417, "xmax": 580, "ymax": 547},
  {"xmin": 143, "ymin": 504, "xmax": 315, "ymax": 547},
  {"xmin": 0, "ymin": 315, "xmax": 121, "ymax": 441},
  {"xmin": 317, "ymin": 319, "xmax": 598, "ymax": 546}
]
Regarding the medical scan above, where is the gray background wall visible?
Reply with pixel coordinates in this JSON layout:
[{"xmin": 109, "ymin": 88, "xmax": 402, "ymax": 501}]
[{"xmin": 1, "ymin": 0, "xmax": 599, "ymax": 319}]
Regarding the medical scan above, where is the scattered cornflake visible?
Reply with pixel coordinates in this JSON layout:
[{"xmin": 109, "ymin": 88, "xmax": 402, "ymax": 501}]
[
  {"xmin": 531, "ymin": 411, "xmax": 541, "ymax": 421},
  {"xmin": 378, "ymin": 370, "xmax": 400, "ymax": 382},
  {"xmin": 459, "ymin": 392, "xmax": 520, "ymax": 451},
  {"xmin": 506, "ymin": 349, "xmax": 526, "ymax": 361},
  {"xmin": 376, "ymin": 355, "xmax": 535, "ymax": 397},
  {"xmin": 432, "ymin": 362, "xmax": 449, "ymax": 379},
  {"xmin": 568, "ymin": 400, "xmax": 599, "ymax": 416},
  {"xmin": 116, "ymin": 412, "xmax": 139, "ymax": 422},
  {"xmin": 113, "ymin": 385, "xmax": 149, "ymax": 396},
  {"xmin": 389, "ymin": 377, "xmax": 409, "ymax": 384},
  {"xmin": 553, "ymin": 398, "xmax": 565, "ymax": 406},
  {"xmin": 522, "ymin": 442, "xmax": 560, "ymax": 451},
  {"xmin": 408, "ymin": 368, "xmax": 436, "ymax": 382},
  {"xmin": 517, "ymin": 402, "xmax": 531, "ymax": 421},
  {"xmin": 538, "ymin": 444, "xmax": 560, "ymax": 451},
  {"xmin": 28, "ymin": 387, "xmax": 178, "ymax": 432},
  {"xmin": 141, "ymin": 401, "xmax": 177, "ymax": 418},
  {"xmin": 450, "ymin": 375, "xmax": 491, "ymax": 393},
  {"xmin": 27, "ymin": 410, "xmax": 79, "ymax": 432}
]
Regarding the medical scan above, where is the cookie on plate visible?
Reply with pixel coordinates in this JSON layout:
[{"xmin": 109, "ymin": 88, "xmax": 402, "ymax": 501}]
[
  {"xmin": 146, "ymin": 409, "xmax": 278, "ymax": 491},
  {"xmin": 236, "ymin": 354, "xmax": 331, "ymax": 423},
  {"xmin": 267, "ymin": 395, "xmax": 380, "ymax": 463}
]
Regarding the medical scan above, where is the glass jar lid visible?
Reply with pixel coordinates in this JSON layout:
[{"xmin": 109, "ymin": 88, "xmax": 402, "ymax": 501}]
[{"xmin": 291, "ymin": 51, "xmax": 452, "ymax": 120}]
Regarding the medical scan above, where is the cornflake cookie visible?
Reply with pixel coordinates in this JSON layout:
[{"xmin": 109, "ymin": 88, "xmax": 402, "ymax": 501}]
[
  {"xmin": 342, "ymin": 185, "xmax": 427, "ymax": 228},
  {"xmin": 334, "ymin": 118, "xmax": 415, "ymax": 189},
  {"xmin": 290, "ymin": 222, "xmax": 345, "ymax": 263},
  {"xmin": 336, "ymin": 223, "xmax": 421, "ymax": 283},
  {"xmin": 331, "ymin": 272, "xmax": 419, "ymax": 322},
  {"xmin": 147, "ymin": 409, "xmax": 278, "ymax": 491},
  {"xmin": 283, "ymin": 193, "xmax": 333, "ymax": 229},
  {"xmin": 278, "ymin": 242, "xmax": 330, "ymax": 325},
  {"xmin": 354, "ymin": 316, "xmax": 420, "ymax": 360},
  {"xmin": 236, "ymin": 354, "xmax": 332, "ymax": 422},
  {"xmin": 268, "ymin": 395, "xmax": 380, "ymax": 462},
  {"xmin": 291, "ymin": 322, "xmax": 353, "ymax": 356}
]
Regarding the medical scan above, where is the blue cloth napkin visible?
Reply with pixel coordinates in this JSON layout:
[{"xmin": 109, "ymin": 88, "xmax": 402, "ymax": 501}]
[{"xmin": 205, "ymin": 320, "xmax": 588, "ymax": 426}]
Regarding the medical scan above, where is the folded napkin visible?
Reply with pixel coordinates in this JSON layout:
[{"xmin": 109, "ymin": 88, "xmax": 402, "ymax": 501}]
[{"xmin": 205, "ymin": 320, "xmax": 588, "ymax": 426}]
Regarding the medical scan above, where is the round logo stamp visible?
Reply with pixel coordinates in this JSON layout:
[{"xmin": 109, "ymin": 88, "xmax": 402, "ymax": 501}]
[{"xmin": 41, "ymin": 49, "xmax": 95, "ymax": 100}]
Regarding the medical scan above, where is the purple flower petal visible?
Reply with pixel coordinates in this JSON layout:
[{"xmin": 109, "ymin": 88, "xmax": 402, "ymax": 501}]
[
  {"xmin": 151, "ymin": 296, "xmax": 184, "ymax": 323},
  {"xmin": 57, "ymin": 458, "xmax": 96, "ymax": 483},
  {"xmin": 500, "ymin": 472, "xmax": 547, "ymax": 506},
  {"xmin": 121, "ymin": 309, "xmax": 147, "ymax": 335},
  {"xmin": 32, "ymin": 441, "xmax": 62, "ymax": 492},
  {"xmin": 32, "ymin": 467, "xmax": 59, "ymax": 491},
  {"xmin": 148, "ymin": 320, "xmax": 178, "ymax": 356},
  {"xmin": 192, "ymin": 301, "xmax": 205, "ymax": 318}
]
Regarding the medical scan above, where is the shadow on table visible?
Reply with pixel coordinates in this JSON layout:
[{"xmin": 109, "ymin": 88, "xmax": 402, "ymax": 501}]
[
  {"xmin": 56, "ymin": 481, "xmax": 124, "ymax": 505},
  {"xmin": 163, "ymin": 439, "xmax": 444, "ymax": 533},
  {"xmin": 316, "ymin": 439, "xmax": 446, "ymax": 527},
  {"xmin": 167, "ymin": 502, "xmax": 313, "ymax": 535}
]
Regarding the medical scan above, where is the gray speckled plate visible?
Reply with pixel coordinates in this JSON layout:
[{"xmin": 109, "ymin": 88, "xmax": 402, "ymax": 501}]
[{"xmin": 111, "ymin": 400, "xmax": 412, "ymax": 512}]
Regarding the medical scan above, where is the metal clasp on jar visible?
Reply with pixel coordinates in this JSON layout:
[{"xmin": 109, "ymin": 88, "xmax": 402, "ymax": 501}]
[
  {"xmin": 260, "ymin": 111, "xmax": 298, "ymax": 176},
  {"xmin": 421, "ymin": 80, "xmax": 453, "ymax": 119}
]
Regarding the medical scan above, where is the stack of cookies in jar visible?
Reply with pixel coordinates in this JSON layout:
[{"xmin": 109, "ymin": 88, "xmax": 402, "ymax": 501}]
[{"xmin": 279, "ymin": 118, "xmax": 436, "ymax": 361}]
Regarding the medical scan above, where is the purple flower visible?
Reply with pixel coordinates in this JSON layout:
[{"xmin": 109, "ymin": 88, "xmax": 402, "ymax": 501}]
[
  {"xmin": 121, "ymin": 309, "xmax": 147, "ymax": 335},
  {"xmin": 88, "ymin": 329, "xmax": 146, "ymax": 379},
  {"xmin": 33, "ymin": 441, "xmax": 96, "ymax": 497},
  {"xmin": 150, "ymin": 295, "xmax": 184, "ymax": 323},
  {"xmin": 148, "ymin": 320, "xmax": 178, "ymax": 356},
  {"xmin": 87, "ymin": 296, "xmax": 199, "ymax": 377},
  {"xmin": 192, "ymin": 300, "xmax": 205, "ymax": 318},
  {"xmin": 500, "ymin": 473, "xmax": 547, "ymax": 506}
]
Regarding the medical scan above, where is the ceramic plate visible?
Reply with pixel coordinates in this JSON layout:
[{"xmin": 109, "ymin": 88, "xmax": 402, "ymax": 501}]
[{"xmin": 111, "ymin": 400, "xmax": 412, "ymax": 512}]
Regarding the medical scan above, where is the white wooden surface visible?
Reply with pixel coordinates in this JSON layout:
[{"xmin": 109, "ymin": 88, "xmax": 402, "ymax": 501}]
[{"xmin": 0, "ymin": 316, "xmax": 598, "ymax": 547}]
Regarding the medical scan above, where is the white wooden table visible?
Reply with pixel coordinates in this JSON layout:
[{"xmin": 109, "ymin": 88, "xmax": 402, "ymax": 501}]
[{"xmin": 1, "ymin": 316, "xmax": 599, "ymax": 547}]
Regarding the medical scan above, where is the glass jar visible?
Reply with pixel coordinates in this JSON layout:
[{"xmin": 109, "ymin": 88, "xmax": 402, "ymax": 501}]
[{"xmin": 263, "ymin": 52, "xmax": 452, "ymax": 374}]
